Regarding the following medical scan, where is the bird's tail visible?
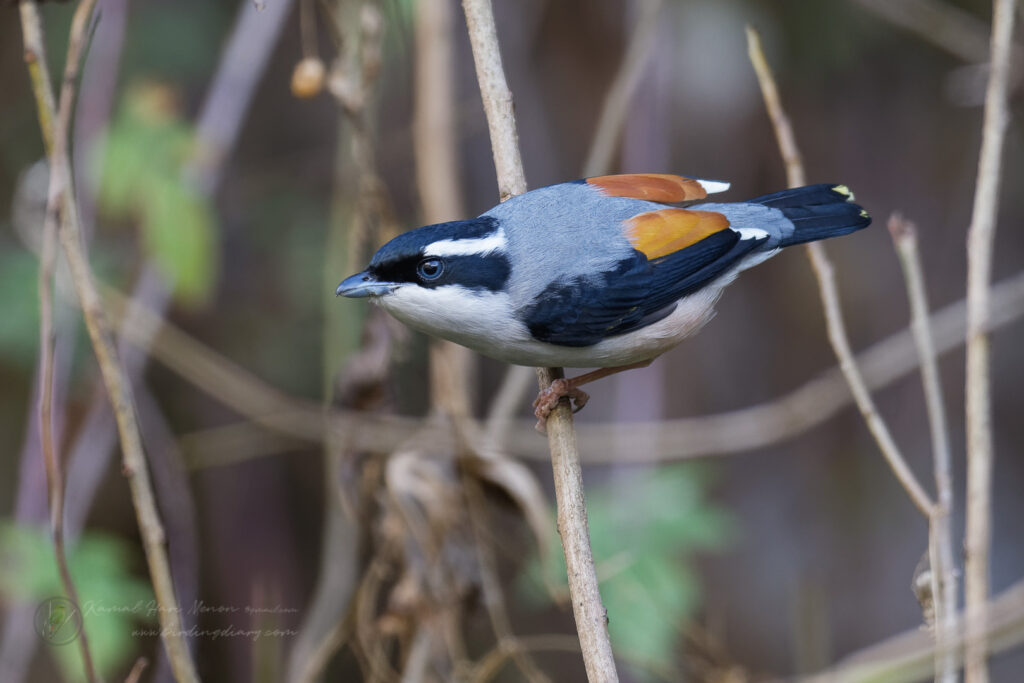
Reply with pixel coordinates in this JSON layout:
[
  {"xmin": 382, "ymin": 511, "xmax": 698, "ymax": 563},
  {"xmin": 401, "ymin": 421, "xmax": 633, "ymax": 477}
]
[{"xmin": 748, "ymin": 184, "xmax": 871, "ymax": 247}]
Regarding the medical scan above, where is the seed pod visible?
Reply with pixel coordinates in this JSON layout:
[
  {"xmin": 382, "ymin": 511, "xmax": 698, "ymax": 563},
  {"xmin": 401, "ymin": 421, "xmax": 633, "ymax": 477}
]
[{"xmin": 291, "ymin": 57, "xmax": 325, "ymax": 99}]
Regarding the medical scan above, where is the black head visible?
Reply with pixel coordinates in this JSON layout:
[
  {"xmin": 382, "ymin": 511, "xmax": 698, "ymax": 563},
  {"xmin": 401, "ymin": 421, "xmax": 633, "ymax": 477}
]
[{"xmin": 336, "ymin": 216, "xmax": 511, "ymax": 297}]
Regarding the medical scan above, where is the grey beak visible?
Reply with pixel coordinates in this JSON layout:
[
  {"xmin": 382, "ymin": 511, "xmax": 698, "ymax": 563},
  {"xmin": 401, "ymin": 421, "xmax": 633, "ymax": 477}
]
[{"xmin": 336, "ymin": 271, "xmax": 396, "ymax": 298}]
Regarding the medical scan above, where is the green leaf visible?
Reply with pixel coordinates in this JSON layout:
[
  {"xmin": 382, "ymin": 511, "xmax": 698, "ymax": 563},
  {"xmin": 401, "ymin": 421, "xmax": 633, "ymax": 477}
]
[
  {"xmin": 144, "ymin": 178, "xmax": 216, "ymax": 304},
  {"xmin": 95, "ymin": 83, "xmax": 219, "ymax": 305},
  {"xmin": 520, "ymin": 464, "xmax": 734, "ymax": 679},
  {"xmin": 0, "ymin": 520, "xmax": 156, "ymax": 683},
  {"xmin": 0, "ymin": 247, "xmax": 41, "ymax": 368}
]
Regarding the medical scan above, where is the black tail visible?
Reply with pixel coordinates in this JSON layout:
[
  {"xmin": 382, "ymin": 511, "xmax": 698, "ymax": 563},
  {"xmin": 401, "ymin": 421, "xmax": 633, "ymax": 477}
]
[{"xmin": 749, "ymin": 184, "xmax": 871, "ymax": 247}]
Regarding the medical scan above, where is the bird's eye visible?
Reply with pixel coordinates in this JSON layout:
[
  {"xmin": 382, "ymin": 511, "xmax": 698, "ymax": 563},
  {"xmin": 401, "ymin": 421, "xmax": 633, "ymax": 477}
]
[{"xmin": 416, "ymin": 257, "xmax": 444, "ymax": 281}]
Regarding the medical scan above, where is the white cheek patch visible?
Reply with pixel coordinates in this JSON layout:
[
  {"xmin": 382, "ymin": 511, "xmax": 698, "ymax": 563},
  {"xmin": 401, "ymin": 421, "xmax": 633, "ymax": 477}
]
[{"xmin": 424, "ymin": 229, "xmax": 507, "ymax": 257}]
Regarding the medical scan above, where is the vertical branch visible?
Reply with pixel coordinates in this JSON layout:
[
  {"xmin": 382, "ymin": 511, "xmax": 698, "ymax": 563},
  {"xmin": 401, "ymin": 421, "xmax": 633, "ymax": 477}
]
[
  {"xmin": 964, "ymin": 2, "xmax": 1019, "ymax": 682},
  {"xmin": 415, "ymin": 0, "xmax": 475, "ymax": 420},
  {"xmin": 19, "ymin": 2, "xmax": 201, "ymax": 681},
  {"xmin": 889, "ymin": 214, "xmax": 957, "ymax": 683},
  {"xmin": 460, "ymin": 0, "xmax": 620, "ymax": 680},
  {"xmin": 28, "ymin": 1, "xmax": 101, "ymax": 680},
  {"xmin": 745, "ymin": 26, "xmax": 935, "ymax": 518},
  {"xmin": 460, "ymin": 0, "xmax": 527, "ymax": 201}
]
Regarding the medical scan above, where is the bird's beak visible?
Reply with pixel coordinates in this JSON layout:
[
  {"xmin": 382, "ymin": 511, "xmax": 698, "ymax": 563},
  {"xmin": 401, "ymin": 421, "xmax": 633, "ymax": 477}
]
[{"xmin": 336, "ymin": 271, "xmax": 396, "ymax": 298}]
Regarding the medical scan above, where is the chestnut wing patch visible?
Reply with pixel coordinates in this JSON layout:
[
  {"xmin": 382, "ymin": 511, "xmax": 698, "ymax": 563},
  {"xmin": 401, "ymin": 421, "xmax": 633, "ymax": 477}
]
[
  {"xmin": 624, "ymin": 208, "xmax": 731, "ymax": 260},
  {"xmin": 587, "ymin": 173, "xmax": 720, "ymax": 203}
]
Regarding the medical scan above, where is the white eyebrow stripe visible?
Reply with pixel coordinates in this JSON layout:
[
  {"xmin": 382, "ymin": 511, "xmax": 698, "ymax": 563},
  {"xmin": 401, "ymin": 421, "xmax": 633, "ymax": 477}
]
[{"xmin": 424, "ymin": 229, "xmax": 507, "ymax": 257}]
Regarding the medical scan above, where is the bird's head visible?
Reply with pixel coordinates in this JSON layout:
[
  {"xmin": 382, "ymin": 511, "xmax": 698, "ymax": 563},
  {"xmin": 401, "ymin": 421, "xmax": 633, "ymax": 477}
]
[
  {"xmin": 336, "ymin": 216, "xmax": 518, "ymax": 347},
  {"xmin": 336, "ymin": 216, "xmax": 511, "ymax": 299}
]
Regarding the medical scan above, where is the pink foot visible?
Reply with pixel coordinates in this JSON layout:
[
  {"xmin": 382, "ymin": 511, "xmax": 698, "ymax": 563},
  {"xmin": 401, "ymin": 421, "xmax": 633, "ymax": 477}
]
[{"xmin": 532, "ymin": 379, "xmax": 590, "ymax": 432}]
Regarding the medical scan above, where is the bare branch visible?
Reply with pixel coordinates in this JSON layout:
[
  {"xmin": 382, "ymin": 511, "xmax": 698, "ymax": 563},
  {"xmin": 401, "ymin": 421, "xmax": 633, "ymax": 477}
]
[
  {"xmin": 888, "ymin": 214, "xmax": 958, "ymax": 683},
  {"xmin": 461, "ymin": 0, "xmax": 618, "ymax": 679},
  {"xmin": 19, "ymin": 2, "xmax": 200, "ymax": 680},
  {"xmin": 582, "ymin": 0, "xmax": 665, "ymax": 178},
  {"xmin": 802, "ymin": 577, "xmax": 1024, "ymax": 683},
  {"xmin": 853, "ymin": 0, "xmax": 1000, "ymax": 64},
  {"xmin": 964, "ymin": 2, "xmax": 1019, "ymax": 681},
  {"xmin": 746, "ymin": 25, "xmax": 935, "ymax": 517},
  {"xmin": 25, "ymin": 1, "xmax": 102, "ymax": 679}
]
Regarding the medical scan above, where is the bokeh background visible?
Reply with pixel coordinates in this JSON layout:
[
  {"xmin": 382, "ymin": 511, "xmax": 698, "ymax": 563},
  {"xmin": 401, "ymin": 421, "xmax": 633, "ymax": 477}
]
[{"xmin": 1, "ymin": 0, "xmax": 1022, "ymax": 681}]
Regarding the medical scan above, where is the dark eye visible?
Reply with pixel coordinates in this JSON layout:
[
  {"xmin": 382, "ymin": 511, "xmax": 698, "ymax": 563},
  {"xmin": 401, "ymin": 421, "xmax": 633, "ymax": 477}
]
[{"xmin": 416, "ymin": 257, "xmax": 444, "ymax": 281}]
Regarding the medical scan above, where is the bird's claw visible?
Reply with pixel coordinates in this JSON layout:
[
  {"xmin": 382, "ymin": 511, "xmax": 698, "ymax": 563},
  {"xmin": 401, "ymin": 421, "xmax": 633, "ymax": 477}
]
[{"xmin": 533, "ymin": 379, "xmax": 590, "ymax": 432}]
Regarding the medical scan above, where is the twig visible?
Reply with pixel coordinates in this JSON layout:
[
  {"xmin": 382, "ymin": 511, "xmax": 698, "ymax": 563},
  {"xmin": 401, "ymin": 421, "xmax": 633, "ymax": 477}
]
[
  {"xmin": 124, "ymin": 657, "xmax": 149, "ymax": 683},
  {"xmin": 461, "ymin": 0, "xmax": 527, "ymax": 201},
  {"xmin": 888, "ymin": 214, "xmax": 958, "ymax": 683},
  {"xmin": 852, "ymin": 0, "xmax": 1000, "ymax": 64},
  {"xmin": 105, "ymin": 268, "xmax": 1024, "ymax": 468},
  {"xmin": 745, "ymin": 25, "xmax": 935, "ymax": 518},
  {"xmin": 461, "ymin": 0, "xmax": 618, "ymax": 680},
  {"xmin": 482, "ymin": 0, "xmax": 667, "ymax": 455},
  {"xmin": 19, "ymin": 3, "xmax": 200, "ymax": 681},
  {"xmin": 189, "ymin": 0, "xmax": 296, "ymax": 195},
  {"xmin": 964, "ymin": 2, "xmax": 1019, "ymax": 681},
  {"xmin": 28, "ymin": 1, "xmax": 101, "ymax": 679},
  {"xmin": 801, "ymin": 576, "xmax": 1024, "ymax": 683},
  {"xmin": 464, "ymin": 475, "xmax": 552, "ymax": 683},
  {"xmin": 470, "ymin": 634, "xmax": 583, "ymax": 683},
  {"xmin": 290, "ymin": 3, "xmax": 387, "ymax": 680},
  {"xmin": 582, "ymin": 0, "xmax": 664, "ymax": 177}
]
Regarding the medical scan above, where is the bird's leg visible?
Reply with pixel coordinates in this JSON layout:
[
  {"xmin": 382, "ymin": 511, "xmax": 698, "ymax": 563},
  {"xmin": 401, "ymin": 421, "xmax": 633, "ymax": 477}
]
[{"xmin": 533, "ymin": 360, "xmax": 654, "ymax": 431}]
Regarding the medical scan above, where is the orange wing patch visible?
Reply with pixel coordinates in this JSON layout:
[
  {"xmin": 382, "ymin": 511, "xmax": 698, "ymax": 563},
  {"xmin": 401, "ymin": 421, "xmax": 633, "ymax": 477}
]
[
  {"xmin": 624, "ymin": 209, "xmax": 730, "ymax": 260},
  {"xmin": 588, "ymin": 173, "xmax": 710, "ymax": 202}
]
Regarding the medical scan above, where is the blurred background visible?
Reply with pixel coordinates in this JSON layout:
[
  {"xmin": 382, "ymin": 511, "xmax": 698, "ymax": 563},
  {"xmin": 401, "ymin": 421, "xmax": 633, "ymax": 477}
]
[{"xmin": 1, "ymin": 0, "xmax": 1023, "ymax": 681}]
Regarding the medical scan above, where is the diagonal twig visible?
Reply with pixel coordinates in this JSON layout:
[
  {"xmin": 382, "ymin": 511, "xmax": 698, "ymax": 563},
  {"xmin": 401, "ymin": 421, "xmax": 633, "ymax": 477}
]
[
  {"xmin": 802, "ymin": 576, "xmax": 1024, "ymax": 683},
  {"xmin": 27, "ymin": 0, "xmax": 102, "ymax": 679},
  {"xmin": 19, "ymin": 2, "xmax": 200, "ymax": 681},
  {"xmin": 745, "ymin": 25, "xmax": 936, "ymax": 518},
  {"xmin": 889, "ymin": 213, "xmax": 958, "ymax": 683}
]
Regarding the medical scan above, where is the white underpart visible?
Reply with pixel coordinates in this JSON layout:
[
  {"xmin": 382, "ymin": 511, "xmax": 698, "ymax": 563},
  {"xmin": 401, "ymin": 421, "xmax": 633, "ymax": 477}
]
[
  {"xmin": 374, "ymin": 279, "xmax": 734, "ymax": 368},
  {"xmin": 734, "ymin": 226, "xmax": 769, "ymax": 240},
  {"xmin": 696, "ymin": 178, "xmax": 731, "ymax": 194},
  {"xmin": 424, "ymin": 229, "xmax": 507, "ymax": 257}
]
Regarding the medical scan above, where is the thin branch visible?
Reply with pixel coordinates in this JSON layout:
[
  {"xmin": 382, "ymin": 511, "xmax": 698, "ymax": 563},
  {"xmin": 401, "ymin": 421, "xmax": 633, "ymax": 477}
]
[
  {"xmin": 104, "ymin": 267, "xmax": 1024, "ymax": 468},
  {"xmin": 582, "ymin": 0, "xmax": 664, "ymax": 177},
  {"xmin": 470, "ymin": 635, "xmax": 583, "ymax": 683},
  {"xmin": 124, "ymin": 657, "xmax": 149, "ymax": 683},
  {"xmin": 852, "ymin": 0, "xmax": 1001, "ymax": 64},
  {"xmin": 889, "ymin": 214, "xmax": 958, "ymax": 683},
  {"xmin": 745, "ymin": 25, "xmax": 935, "ymax": 518},
  {"xmin": 802, "ymin": 576, "xmax": 1024, "ymax": 683},
  {"xmin": 964, "ymin": 2, "xmax": 1019, "ymax": 681},
  {"xmin": 27, "ymin": 0, "xmax": 101, "ymax": 679},
  {"xmin": 461, "ymin": 0, "xmax": 618, "ymax": 680},
  {"xmin": 461, "ymin": 0, "xmax": 527, "ymax": 202},
  {"xmin": 483, "ymin": 0, "xmax": 666, "ymax": 457},
  {"xmin": 464, "ymin": 476, "xmax": 552, "ymax": 683},
  {"xmin": 19, "ymin": 2, "xmax": 200, "ymax": 681}
]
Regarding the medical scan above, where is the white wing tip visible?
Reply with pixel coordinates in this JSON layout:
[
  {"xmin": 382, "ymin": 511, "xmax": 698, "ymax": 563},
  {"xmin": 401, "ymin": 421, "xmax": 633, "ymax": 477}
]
[
  {"xmin": 697, "ymin": 179, "xmax": 731, "ymax": 195},
  {"xmin": 735, "ymin": 227, "xmax": 769, "ymax": 241}
]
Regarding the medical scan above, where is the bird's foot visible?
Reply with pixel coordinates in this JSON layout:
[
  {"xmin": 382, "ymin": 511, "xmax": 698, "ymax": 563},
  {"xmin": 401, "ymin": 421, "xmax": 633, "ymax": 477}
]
[{"xmin": 533, "ymin": 379, "xmax": 590, "ymax": 432}]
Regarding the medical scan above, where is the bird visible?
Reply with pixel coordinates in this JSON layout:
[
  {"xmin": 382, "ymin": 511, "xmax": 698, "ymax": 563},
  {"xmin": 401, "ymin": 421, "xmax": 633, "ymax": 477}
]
[{"xmin": 337, "ymin": 173, "xmax": 870, "ymax": 428}]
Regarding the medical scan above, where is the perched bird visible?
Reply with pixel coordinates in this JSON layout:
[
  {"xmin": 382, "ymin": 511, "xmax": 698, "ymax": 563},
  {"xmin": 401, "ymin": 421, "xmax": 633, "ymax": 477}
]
[{"xmin": 337, "ymin": 174, "xmax": 870, "ymax": 427}]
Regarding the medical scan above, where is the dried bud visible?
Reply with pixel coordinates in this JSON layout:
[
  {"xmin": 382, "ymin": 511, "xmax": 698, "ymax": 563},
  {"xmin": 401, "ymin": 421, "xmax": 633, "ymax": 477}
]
[{"xmin": 290, "ymin": 57, "xmax": 325, "ymax": 99}]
